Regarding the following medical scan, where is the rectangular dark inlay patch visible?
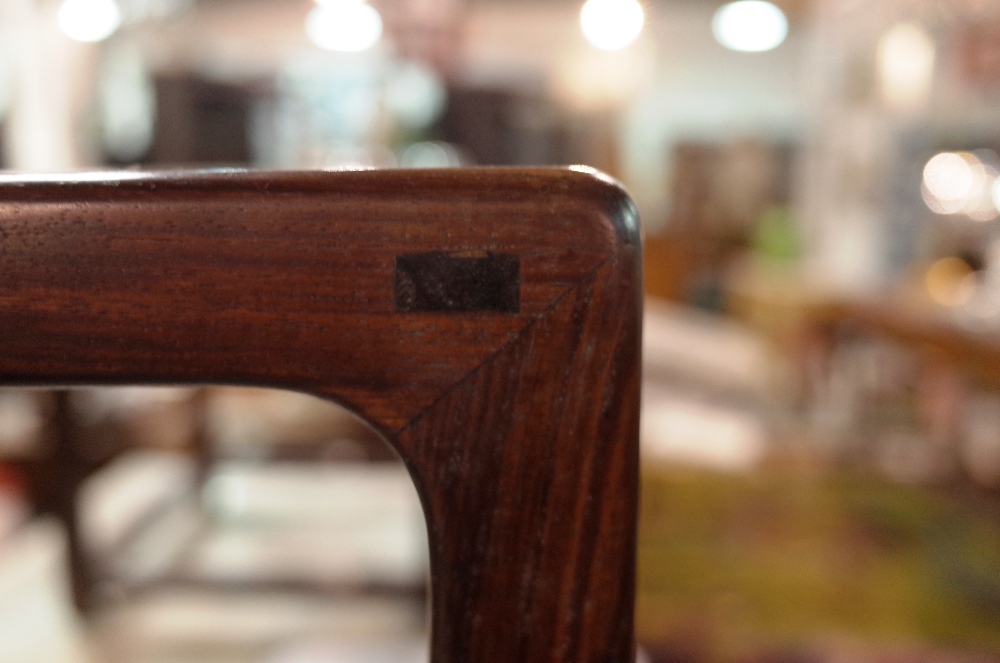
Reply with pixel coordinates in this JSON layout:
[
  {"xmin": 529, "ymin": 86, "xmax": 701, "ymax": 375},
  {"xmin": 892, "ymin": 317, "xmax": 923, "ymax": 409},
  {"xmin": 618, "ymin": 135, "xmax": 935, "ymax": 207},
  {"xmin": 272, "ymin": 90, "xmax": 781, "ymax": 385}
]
[{"xmin": 395, "ymin": 252, "xmax": 520, "ymax": 313}]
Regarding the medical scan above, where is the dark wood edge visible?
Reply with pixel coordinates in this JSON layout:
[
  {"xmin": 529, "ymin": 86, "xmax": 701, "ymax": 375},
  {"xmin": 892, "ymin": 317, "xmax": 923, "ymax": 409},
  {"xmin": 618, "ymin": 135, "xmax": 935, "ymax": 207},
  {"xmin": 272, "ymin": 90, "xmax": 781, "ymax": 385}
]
[{"xmin": 0, "ymin": 167, "xmax": 642, "ymax": 663}]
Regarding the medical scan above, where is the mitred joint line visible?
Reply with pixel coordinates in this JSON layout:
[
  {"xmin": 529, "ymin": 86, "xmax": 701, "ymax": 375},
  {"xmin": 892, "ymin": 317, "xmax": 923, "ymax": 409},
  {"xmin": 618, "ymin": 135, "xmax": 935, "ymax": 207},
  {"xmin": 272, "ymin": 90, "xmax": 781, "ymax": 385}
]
[{"xmin": 392, "ymin": 256, "xmax": 611, "ymax": 438}]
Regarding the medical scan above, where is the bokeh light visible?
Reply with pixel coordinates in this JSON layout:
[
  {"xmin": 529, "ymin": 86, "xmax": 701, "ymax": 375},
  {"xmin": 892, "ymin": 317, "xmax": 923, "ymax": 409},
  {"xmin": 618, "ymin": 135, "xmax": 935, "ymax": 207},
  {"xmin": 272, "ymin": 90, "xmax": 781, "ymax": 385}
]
[
  {"xmin": 964, "ymin": 161, "xmax": 999, "ymax": 222},
  {"xmin": 992, "ymin": 178, "xmax": 1000, "ymax": 216},
  {"xmin": 399, "ymin": 142, "xmax": 462, "ymax": 168},
  {"xmin": 57, "ymin": 0, "xmax": 122, "ymax": 43},
  {"xmin": 877, "ymin": 23, "xmax": 935, "ymax": 113},
  {"xmin": 922, "ymin": 151, "xmax": 1000, "ymax": 220},
  {"xmin": 384, "ymin": 63, "xmax": 447, "ymax": 130},
  {"xmin": 926, "ymin": 257, "xmax": 975, "ymax": 307},
  {"xmin": 712, "ymin": 1, "xmax": 788, "ymax": 53},
  {"xmin": 923, "ymin": 152, "xmax": 975, "ymax": 214},
  {"xmin": 579, "ymin": 0, "xmax": 645, "ymax": 51},
  {"xmin": 305, "ymin": 0, "xmax": 383, "ymax": 53}
]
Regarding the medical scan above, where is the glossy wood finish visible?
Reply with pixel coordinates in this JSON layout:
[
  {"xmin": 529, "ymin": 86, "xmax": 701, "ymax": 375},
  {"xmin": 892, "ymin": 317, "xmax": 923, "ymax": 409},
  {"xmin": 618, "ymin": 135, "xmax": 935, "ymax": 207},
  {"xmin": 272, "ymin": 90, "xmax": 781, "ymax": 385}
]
[{"xmin": 0, "ymin": 168, "xmax": 641, "ymax": 663}]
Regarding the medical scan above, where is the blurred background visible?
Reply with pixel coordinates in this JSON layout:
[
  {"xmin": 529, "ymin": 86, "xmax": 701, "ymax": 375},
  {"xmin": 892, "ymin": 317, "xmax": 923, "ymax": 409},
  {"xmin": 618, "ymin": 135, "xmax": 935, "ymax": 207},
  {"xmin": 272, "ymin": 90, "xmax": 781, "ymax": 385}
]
[{"xmin": 1, "ymin": 0, "xmax": 1000, "ymax": 661}]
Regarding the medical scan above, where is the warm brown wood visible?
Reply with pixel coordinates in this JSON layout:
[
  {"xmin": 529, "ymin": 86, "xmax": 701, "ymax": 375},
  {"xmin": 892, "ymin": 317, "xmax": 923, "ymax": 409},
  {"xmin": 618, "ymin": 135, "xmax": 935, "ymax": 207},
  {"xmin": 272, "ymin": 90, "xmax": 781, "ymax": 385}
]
[
  {"xmin": 810, "ymin": 299, "xmax": 1000, "ymax": 388},
  {"xmin": 48, "ymin": 390, "xmax": 99, "ymax": 611},
  {"xmin": 0, "ymin": 167, "xmax": 641, "ymax": 663}
]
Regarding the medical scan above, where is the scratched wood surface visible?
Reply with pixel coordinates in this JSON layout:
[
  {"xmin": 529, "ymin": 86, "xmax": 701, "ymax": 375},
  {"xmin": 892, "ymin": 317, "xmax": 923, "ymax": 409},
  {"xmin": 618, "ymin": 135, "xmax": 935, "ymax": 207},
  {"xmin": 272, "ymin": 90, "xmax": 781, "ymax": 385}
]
[{"xmin": 0, "ymin": 167, "xmax": 641, "ymax": 663}]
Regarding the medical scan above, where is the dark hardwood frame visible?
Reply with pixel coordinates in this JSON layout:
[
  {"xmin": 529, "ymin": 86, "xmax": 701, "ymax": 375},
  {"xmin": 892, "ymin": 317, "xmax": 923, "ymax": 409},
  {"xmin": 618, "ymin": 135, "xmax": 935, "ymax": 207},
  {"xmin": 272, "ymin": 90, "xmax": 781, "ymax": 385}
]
[{"xmin": 0, "ymin": 167, "xmax": 641, "ymax": 663}]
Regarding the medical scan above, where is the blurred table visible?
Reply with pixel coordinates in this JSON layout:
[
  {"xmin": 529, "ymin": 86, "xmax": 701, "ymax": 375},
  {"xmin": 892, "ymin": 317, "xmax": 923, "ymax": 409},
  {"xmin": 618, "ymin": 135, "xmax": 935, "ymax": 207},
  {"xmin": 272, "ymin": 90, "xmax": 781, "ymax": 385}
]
[{"xmin": 809, "ymin": 298, "xmax": 1000, "ymax": 388}]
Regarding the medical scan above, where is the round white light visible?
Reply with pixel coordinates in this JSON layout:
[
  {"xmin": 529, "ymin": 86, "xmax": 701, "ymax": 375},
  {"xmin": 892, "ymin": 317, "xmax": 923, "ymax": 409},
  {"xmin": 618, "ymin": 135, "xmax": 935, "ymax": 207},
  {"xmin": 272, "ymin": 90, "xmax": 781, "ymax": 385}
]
[
  {"xmin": 712, "ymin": 1, "xmax": 788, "ymax": 53},
  {"xmin": 384, "ymin": 62, "xmax": 446, "ymax": 130},
  {"xmin": 580, "ymin": 0, "xmax": 645, "ymax": 52},
  {"xmin": 57, "ymin": 0, "xmax": 122, "ymax": 43},
  {"xmin": 923, "ymin": 152, "xmax": 975, "ymax": 204},
  {"xmin": 306, "ymin": 1, "xmax": 383, "ymax": 53}
]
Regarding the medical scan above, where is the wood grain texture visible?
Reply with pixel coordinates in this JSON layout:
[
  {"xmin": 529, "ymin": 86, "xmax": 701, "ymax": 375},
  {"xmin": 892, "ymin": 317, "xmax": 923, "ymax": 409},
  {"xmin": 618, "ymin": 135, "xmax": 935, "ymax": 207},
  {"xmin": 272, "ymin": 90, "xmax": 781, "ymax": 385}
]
[{"xmin": 0, "ymin": 167, "xmax": 641, "ymax": 663}]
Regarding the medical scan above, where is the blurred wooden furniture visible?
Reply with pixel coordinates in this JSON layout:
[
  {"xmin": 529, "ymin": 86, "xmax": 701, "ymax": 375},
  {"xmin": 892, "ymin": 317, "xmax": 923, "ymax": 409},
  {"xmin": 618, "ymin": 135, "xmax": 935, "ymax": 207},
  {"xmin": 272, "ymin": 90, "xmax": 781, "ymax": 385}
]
[
  {"xmin": 0, "ymin": 168, "xmax": 641, "ymax": 663},
  {"xmin": 808, "ymin": 300, "xmax": 1000, "ymax": 388}
]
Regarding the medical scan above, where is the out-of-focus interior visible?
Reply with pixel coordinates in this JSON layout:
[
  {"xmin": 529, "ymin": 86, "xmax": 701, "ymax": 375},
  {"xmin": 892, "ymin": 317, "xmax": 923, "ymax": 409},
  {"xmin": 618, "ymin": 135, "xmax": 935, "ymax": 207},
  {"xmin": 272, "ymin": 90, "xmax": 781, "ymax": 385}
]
[{"xmin": 1, "ymin": 0, "xmax": 1000, "ymax": 661}]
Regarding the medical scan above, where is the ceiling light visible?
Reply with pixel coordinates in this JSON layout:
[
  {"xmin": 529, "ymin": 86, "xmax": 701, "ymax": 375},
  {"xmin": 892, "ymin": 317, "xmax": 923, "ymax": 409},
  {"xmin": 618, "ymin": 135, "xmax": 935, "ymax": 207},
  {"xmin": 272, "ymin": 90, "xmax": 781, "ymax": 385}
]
[
  {"xmin": 878, "ymin": 23, "xmax": 935, "ymax": 113},
  {"xmin": 306, "ymin": 0, "xmax": 383, "ymax": 53},
  {"xmin": 58, "ymin": 0, "xmax": 122, "ymax": 43},
  {"xmin": 580, "ymin": 0, "xmax": 645, "ymax": 51},
  {"xmin": 712, "ymin": 1, "xmax": 788, "ymax": 53}
]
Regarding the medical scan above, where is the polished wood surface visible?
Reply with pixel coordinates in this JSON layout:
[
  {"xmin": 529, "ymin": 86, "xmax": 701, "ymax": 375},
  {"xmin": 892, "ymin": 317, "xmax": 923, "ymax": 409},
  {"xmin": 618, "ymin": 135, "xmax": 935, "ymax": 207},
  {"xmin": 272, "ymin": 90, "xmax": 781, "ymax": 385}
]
[{"xmin": 0, "ymin": 168, "xmax": 642, "ymax": 663}]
